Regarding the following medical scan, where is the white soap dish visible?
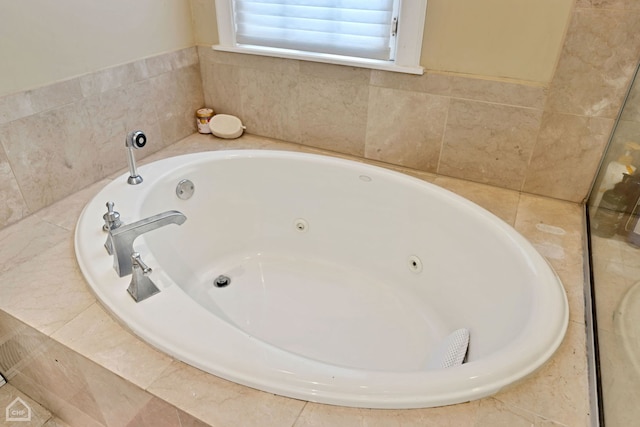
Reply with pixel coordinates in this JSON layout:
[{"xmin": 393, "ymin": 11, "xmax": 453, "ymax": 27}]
[{"xmin": 209, "ymin": 114, "xmax": 245, "ymax": 139}]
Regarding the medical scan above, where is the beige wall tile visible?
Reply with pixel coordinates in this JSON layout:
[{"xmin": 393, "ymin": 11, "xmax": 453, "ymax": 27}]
[
  {"xmin": 439, "ymin": 99, "xmax": 543, "ymax": 190},
  {"xmin": 0, "ymin": 102, "xmax": 130, "ymax": 211},
  {"xmin": 300, "ymin": 61, "xmax": 370, "ymax": 84},
  {"xmin": 370, "ymin": 70, "xmax": 452, "ymax": 96},
  {"xmin": 239, "ymin": 67, "xmax": 300, "ymax": 142},
  {"xmin": 365, "ymin": 87, "xmax": 448, "ymax": 172},
  {"xmin": 208, "ymin": 49, "xmax": 299, "ymax": 74},
  {"xmin": 0, "ymin": 48, "xmax": 200, "ymax": 215},
  {"xmin": 34, "ymin": 179, "xmax": 111, "ymax": 231},
  {"xmin": 0, "ymin": 91, "xmax": 34, "ymax": 125},
  {"xmin": 433, "ymin": 176, "xmax": 520, "ymax": 225},
  {"xmin": 79, "ymin": 62, "xmax": 144, "ymax": 98},
  {"xmin": 523, "ymin": 112, "xmax": 614, "ymax": 202},
  {"xmin": 589, "ymin": 0, "xmax": 640, "ymax": 10},
  {"xmin": 152, "ymin": 65, "xmax": 203, "ymax": 147},
  {"xmin": 0, "ymin": 107, "xmax": 76, "ymax": 211},
  {"xmin": 546, "ymin": 8, "xmax": 640, "ymax": 118},
  {"xmin": 450, "ymin": 76, "xmax": 548, "ymax": 109},
  {"xmin": 28, "ymin": 79, "xmax": 83, "ymax": 114},
  {"xmin": 298, "ymin": 72, "xmax": 369, "ymax": 156},
  {"xmin": 201, "ymin": 62, "xmax": 243, "ymax": 117}
]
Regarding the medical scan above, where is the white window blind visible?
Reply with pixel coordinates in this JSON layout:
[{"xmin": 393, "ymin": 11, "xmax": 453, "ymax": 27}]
[{"xmin": 232, "ymin": 0, "xmax": 397, "ymax": 61}]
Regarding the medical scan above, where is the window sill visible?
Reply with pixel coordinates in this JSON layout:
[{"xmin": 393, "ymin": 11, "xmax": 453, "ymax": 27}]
[{"xmin": 212, "ymin": 45, "xmax": 424, "ymax": 76}]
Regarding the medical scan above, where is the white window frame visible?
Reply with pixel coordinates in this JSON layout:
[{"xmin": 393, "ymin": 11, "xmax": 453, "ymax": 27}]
[{"xmin": 213, "ymin": 0, "xmax": 426, "ymax": 75}]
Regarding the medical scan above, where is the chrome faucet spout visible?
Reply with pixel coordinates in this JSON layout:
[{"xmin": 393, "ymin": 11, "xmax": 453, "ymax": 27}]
[
  {"xmin": 125, "ymin": 130, "xmax": 147, "ymax": 185},
  {"xmin": 107, "ymin": 210, "xmax": 186, "ymax": 277}
]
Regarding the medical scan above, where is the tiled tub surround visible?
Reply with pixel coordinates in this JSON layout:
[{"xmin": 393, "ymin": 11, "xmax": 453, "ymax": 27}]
[
  {"xmin": 0, "ymin": 133, "xmax": 589, "ymax": 426},
  {"xmin": 199, "ymin": 2, "xmax": 640, "ymax": 206},
  {"xmin": 1, "ymin": 1, "xmax": 638, "ymax": 233},
  {"xmin": 0, "ymin": 47, "xmax": 204, "ymax": 230}
]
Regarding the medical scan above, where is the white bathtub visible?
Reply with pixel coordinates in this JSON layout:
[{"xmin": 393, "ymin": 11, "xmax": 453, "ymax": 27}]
[{"xmin": 75, "ymin": 150, "xmax": 568, "ymax": 409}]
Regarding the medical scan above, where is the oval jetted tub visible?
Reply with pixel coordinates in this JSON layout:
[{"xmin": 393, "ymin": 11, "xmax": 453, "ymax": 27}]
[{"xmin": 75, "ymin": 150, "xmax": 568, "ymax": 409}]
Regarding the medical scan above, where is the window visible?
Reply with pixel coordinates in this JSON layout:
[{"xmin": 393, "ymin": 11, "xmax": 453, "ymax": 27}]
[{"xmin": 214, "ymin": 0, "xmax": 426, "ymax": 75}]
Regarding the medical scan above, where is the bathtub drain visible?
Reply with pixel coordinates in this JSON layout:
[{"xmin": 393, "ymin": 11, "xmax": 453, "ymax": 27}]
[{"xmin": 214, "ymin": 275, "xmax": 231, "ymax": 288}]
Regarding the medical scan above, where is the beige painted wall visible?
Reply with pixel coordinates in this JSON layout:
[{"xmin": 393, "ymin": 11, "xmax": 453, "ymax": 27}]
[
  {"xmin": 0, "ymin": 0, "xmax": 195, "ymax": 96},
  {"xmin": 0, "ymin": 0, "xmax": 573, "ymax": 96},
  {"xmin": 191, "ymin": 0, "xmax": 574, "ymax": 84},
  {"xmin": 422, "ymin": 0, "xmax": 574, "ymax": 82}
]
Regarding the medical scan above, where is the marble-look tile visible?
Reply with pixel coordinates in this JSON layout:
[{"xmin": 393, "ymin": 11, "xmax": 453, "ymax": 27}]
[
  {"xmin": 123, "ymin": 396, "xmax": 211, "ymax": 427},
  {"xmin": 523, "ymin": 112, "xmax": 613, "ymax": 203},
  {"xmin": 450, "ymin": 76, "xmax": 548, "ymax": 109},
  {"xmin": 474, "ymin": 398, "xmax": 537, "ymax": 427},
  {"xmin": 208, "ymin": 49, "xmax": 299, "ymax": 75},
  {"xmin": 0, "ymin": 215, "xmax": 68, "ymax": 276},
  {"xmin": 168, "ymin": 46, "xmax": 199, "ymax": 71},
  {"xmin": 0, "ymin": 146, "xmax": 29, "ymax": 228},
  {"xmin": 28, "ymin": 79, "xmax": 83, "ymax": 114},
  {"xmin": 51, "ymin": 303, "xmax": 174, "ymax": 389},
  {"xmin": 294, "ymin": 401, "xmax": 479, "ymax": 427},
  {"xmin": 0, "ymin": 102, "xmax": 122, "ymax": 211},
  {"xmin": 145, "ymin": 53, "xmax": 175, "ymax": 78},
  {"xmin": 298, "ymin": 72, "xmax": 369, "ymax": 156},
  {"xmin": 34, "ymin": 179, "xmax": 111, "ymax": 231},
  {"xmin": 79, "ymin": 62, "xmax": 142, "ymax": 98},
  {"xmin": 239, "ymin": 67, "xmax": 300, "ymax": 142},
  {"xmin": 0, "ymin": 383, "xmax": 52, "ymax": 425},
  {"xmin": 0, "ymin": 310, "xmax": 50, "ymax": 379},
  {"xmin": 11, "ymin": 333, "xmax": 160, "ymax": 427},
  {"xmin": 8, "ymin": 339, "xmax": 107, "ymax": 426},
  {"xmin": 585, "ymin": 0, "xmax": 640, "ymax": 10},
  {"xmin": 44, "ymin": 417, "xmax": 74, "ymax": 427},
  {"xmin": 620, "ymin": 72, "xmax": 640, "ymax": 122},
  {"xmin": 300, "ymin": 62, "xmax": 371, "ymax": 85},
  {"xmin": 201, "ymin": 62, "xmax": 243, "ymax": 117},
  {"xmin": 0, "ymin": 90, "xmax": 34, "ymax": 125},
  {"xmin": 370, "ymin": 70, "xmax": 452, "ymax": 96},
  {"xmin": 438, "ymin": 99, "xmax": 543, "ymax": 190},
  {"xmin": 365, "ymin": 87, "xmax": 448, "ymax": 172},
  {"xmin": 514, "ymin": 194, "xmax": 585, "ymax": 323},
  {"xmin": 545, "ymin": 8, "xmax": 640, "ymax": 118},
  {"xmin": 0, "ymin": 238, "xmax": 95, "ymax": 335},
  {"xmin": 494, "ymin": 320, "xmax": 589, "ymax": 426},
  {"xmin": 433, "ymin": 177, "xmax": 520, "ymax": 225},
  {"xmin": 151, "ymin": 65, "xmax": 203, "ymax": 147},
  {"xmin": 147, "ymin": 361, "xmax": 306, "ymax": 427}
]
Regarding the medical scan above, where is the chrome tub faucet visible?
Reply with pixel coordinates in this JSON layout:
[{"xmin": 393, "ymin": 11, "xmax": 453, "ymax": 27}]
[{"xmin": 106, "ymin": 210, "xmax": 187, "ymax": 277}]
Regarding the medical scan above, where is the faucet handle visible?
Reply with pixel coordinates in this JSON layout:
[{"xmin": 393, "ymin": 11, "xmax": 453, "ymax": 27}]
[
  {"xmin": 128, "ymin": 253, "xmax": 159, "ymax": 302},
  {"xmin": 103, "ymin": 201, "xmax": 123, "ymax": 232},
  {"xmin": 131, "ymin": 252, "xmax": 152, "ymax": 275}
]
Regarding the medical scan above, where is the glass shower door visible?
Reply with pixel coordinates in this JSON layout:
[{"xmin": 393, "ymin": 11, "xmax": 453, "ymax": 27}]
[{"xmin": 588, "ymin": 61, "xmax": 640, "ymax": 426}]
